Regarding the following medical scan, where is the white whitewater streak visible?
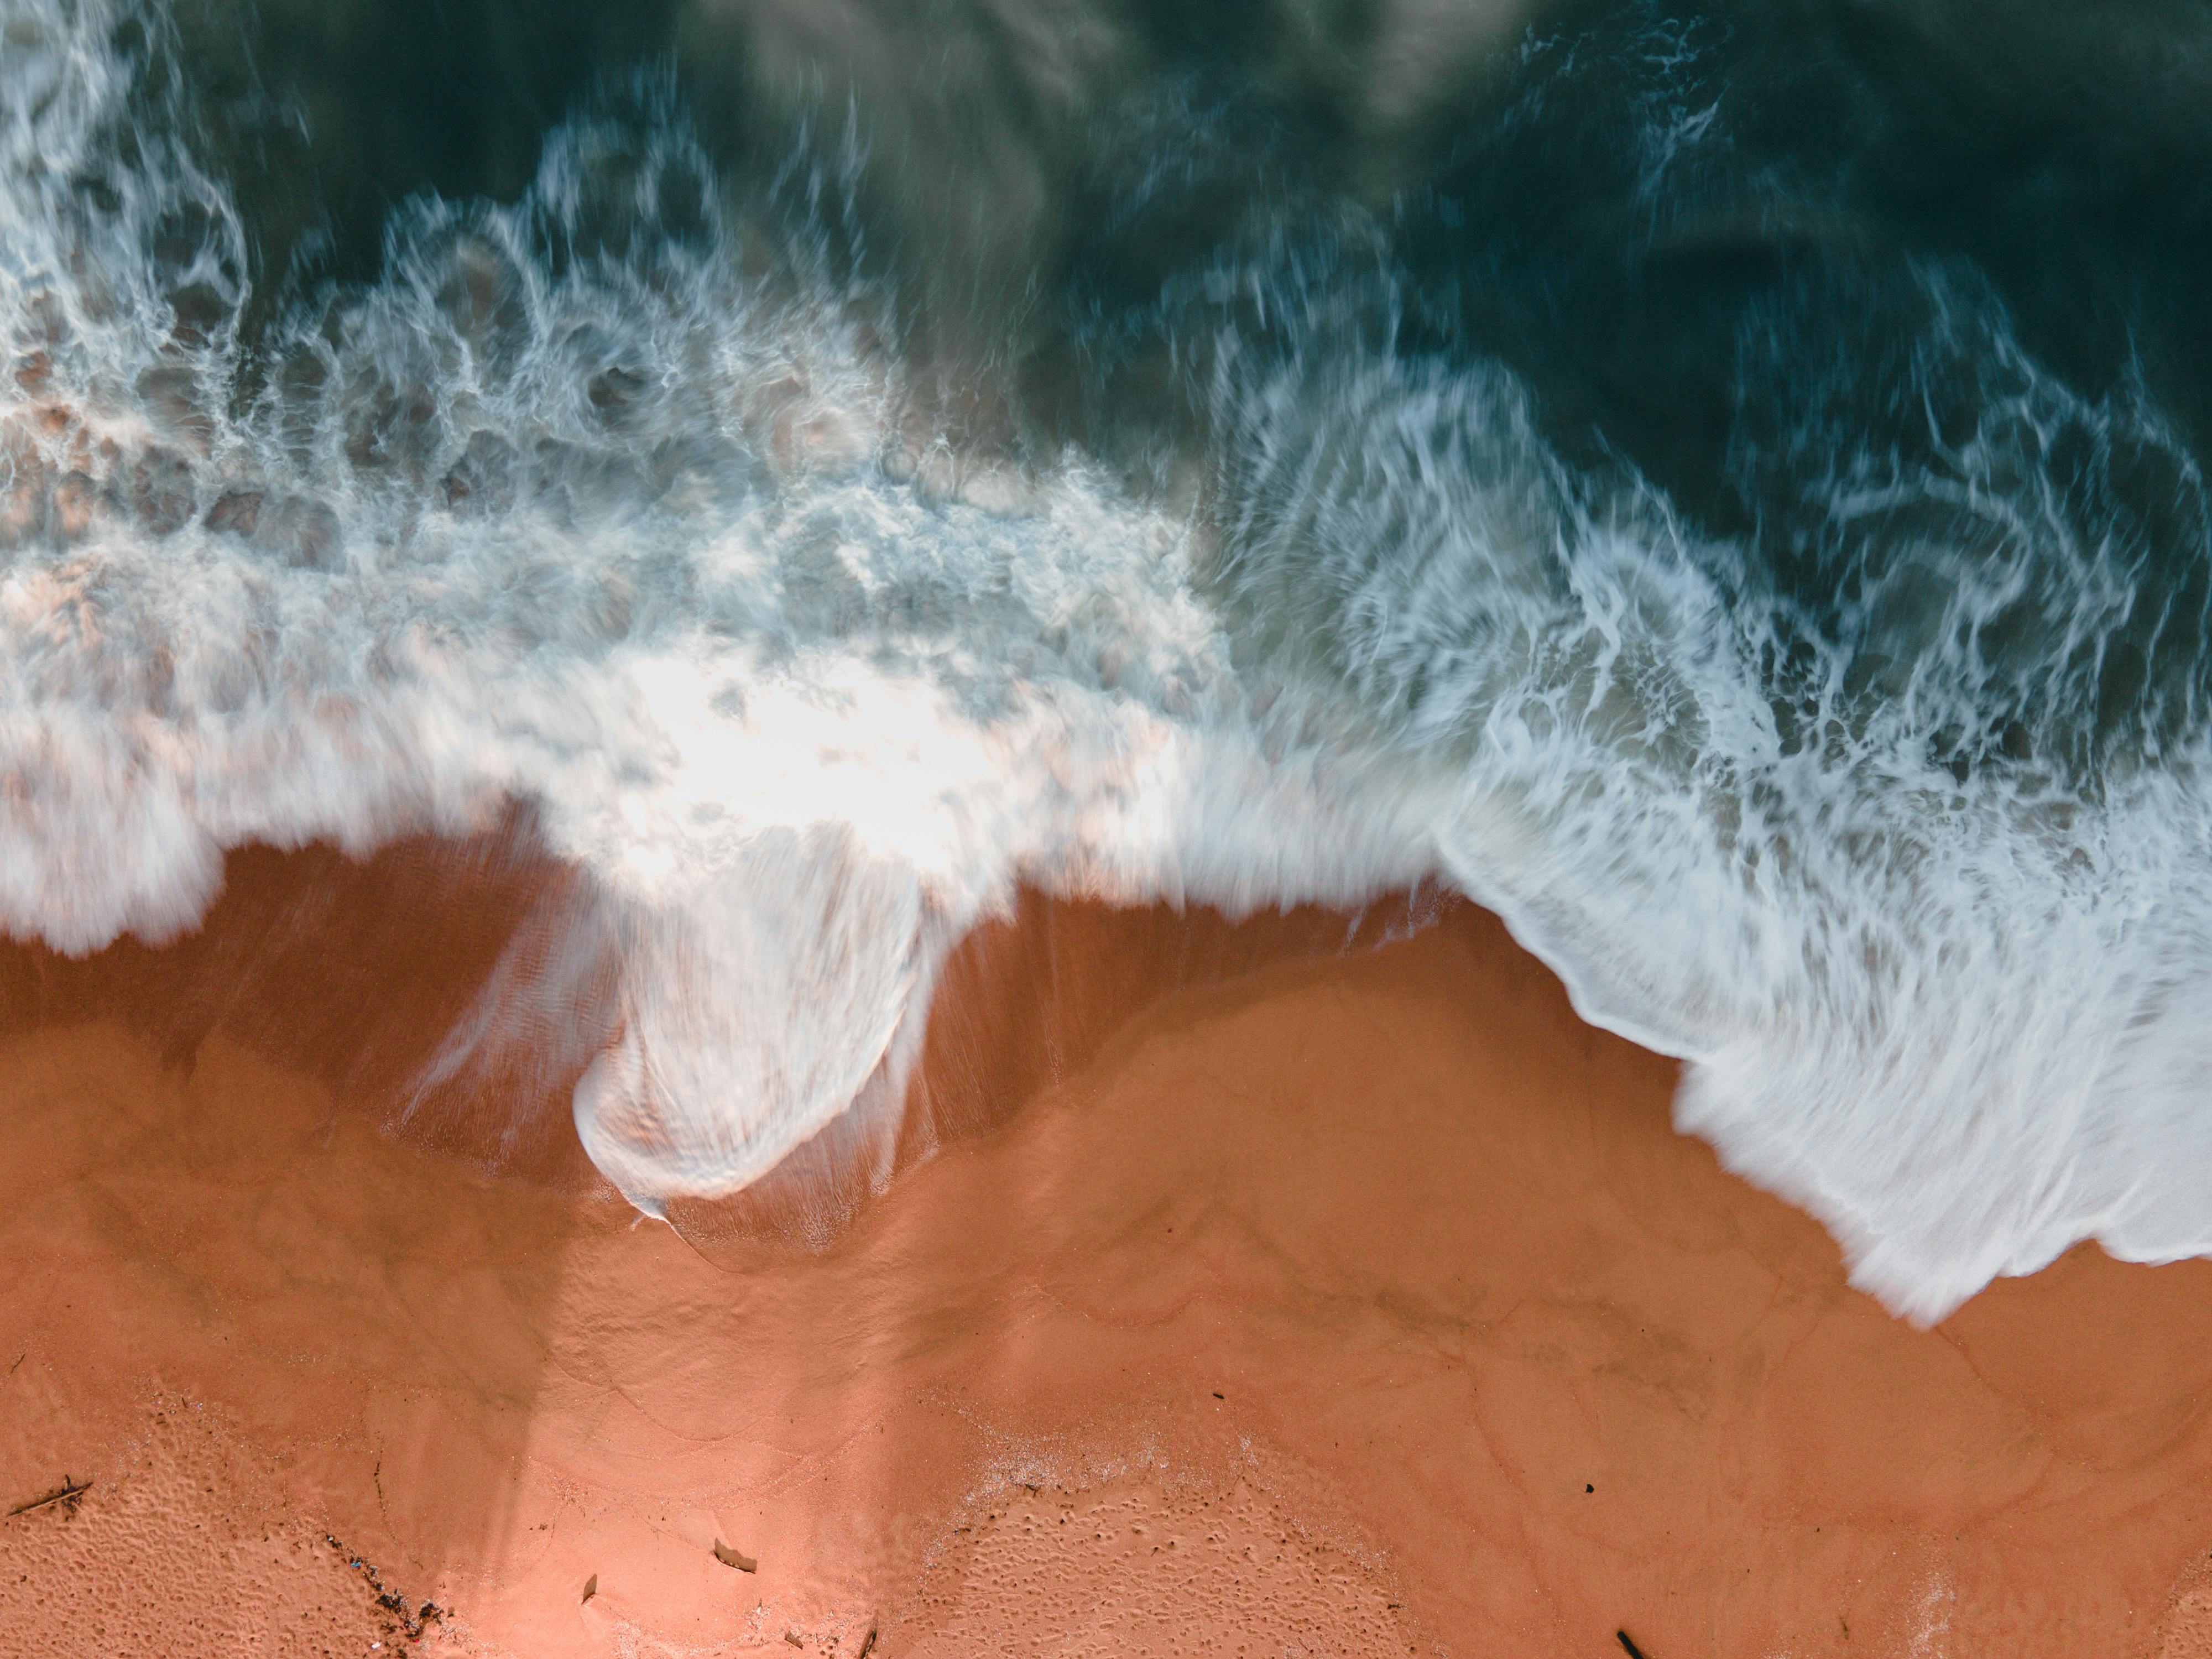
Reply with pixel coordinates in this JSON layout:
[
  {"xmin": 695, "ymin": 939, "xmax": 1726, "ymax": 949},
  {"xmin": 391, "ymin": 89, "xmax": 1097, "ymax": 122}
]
[
  {"xmin": 1203, "ymin": 267, "xmax": 2212, "ymax": 1322},
  {"xmin": 0, "ymin": 0, "xmax": 1439, "ymax": 1208}
]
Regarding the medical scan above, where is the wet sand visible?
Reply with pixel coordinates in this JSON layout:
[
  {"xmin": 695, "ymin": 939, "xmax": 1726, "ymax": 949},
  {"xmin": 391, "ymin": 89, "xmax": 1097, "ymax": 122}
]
[{"xmin": 3, "ymin": 834, "xmax": 2212, "ymax": 1656}]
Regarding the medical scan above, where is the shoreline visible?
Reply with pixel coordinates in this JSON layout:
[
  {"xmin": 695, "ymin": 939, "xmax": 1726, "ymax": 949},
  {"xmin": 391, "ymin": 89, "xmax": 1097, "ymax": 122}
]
[{"xmin": 2, "ymin": 834, "xmax": 2211, "ymax": 1655}]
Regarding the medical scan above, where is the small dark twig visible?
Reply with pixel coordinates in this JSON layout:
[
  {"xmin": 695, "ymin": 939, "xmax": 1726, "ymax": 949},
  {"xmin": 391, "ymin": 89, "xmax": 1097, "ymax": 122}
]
[
  {"xmin": 857, "ymin": 1626, "xmax": 878, "ymax": 1658},
  {"xmin": 1617, "ymin": 1631, "xmax": 1652, "ymax": 1659},
  {"xmin": 8, "ymin": 1477, "xmax": 90, "ymax": 1518}
]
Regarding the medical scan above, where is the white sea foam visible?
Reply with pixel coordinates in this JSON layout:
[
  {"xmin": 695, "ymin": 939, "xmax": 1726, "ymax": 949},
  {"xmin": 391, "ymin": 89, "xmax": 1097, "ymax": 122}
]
[
  {"xmin": 8, "ymin": 0, "xmax": 2212, "ymax": 1321},
  {"xmin": 0, "ymin": 0, "xmax": 1439, "ymax": 1211},
  {"xmin": 1193, "ymin": 251, "xmax": 2212, "ymax": 1321}
]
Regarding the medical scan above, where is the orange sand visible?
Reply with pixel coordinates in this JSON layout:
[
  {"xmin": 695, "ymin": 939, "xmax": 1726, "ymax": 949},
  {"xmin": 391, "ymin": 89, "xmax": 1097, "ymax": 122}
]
[{"xmin": 3, "ymin": 833, "xmax": 2212, "ymax": 1657}]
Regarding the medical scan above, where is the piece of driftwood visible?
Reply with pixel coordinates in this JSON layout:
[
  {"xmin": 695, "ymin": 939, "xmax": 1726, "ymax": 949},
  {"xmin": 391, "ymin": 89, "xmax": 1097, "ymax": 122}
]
[
  {"xmin": 713, "ymin": 1539, "xmax": 758, "ymax": 1572},
  {"xmin": 582, "ymin": 1574, "xmax": 598, "ymax": 1604},
  {"xmin": 857, "ymin": 1624, "xmax": 879, "ymax": 1658},
  {"xmin": 8, "ymin": 1478, "xmax": 90, "ymax": 1518},
  {"xmin": 1617, "ymin": 1631, "xmax": 1652, "ymax": 1659}
]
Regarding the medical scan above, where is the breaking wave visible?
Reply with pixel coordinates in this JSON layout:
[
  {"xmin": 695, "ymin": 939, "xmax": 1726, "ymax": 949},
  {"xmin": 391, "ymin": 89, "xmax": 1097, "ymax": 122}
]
[{"xmin": 7, "ymin": 0, "xmax": 2212, "ymax": 1319}]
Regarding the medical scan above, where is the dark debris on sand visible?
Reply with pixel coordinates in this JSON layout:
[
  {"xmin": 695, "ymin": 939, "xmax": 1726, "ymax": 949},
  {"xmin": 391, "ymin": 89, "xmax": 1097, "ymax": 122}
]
[
  {"xmin": 7, "ymin": 1477, "xmax": 91, "ymax": 1519},
  {"xmin": 325, "ymin": 1533, "xmax": 447, "ymax": 1644}
]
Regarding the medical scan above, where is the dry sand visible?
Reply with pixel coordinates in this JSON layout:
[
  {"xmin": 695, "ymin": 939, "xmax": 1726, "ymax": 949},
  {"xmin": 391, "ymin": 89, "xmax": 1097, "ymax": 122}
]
[{"xmin": 3, "ymin": 832, "xmax": 2212, "ymax": 1656}]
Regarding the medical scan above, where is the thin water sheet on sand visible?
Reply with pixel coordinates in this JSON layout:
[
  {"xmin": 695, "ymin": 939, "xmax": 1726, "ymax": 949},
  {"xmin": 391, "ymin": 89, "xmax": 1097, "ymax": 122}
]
[{"xmin": 3, "ymin": 842, "xmax": 2212, "ymax": 1656}]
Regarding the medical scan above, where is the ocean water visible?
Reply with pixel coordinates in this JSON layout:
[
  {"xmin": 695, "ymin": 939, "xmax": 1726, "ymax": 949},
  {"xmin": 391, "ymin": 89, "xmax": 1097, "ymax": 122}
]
[{"xmin": 4, "ymin": 0, "xmax": 2210, "ymax": 1321}]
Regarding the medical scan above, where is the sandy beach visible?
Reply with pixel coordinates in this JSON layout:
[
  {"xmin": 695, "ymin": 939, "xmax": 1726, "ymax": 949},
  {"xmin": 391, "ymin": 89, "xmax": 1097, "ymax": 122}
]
[
  {"xmin": 11, "ymin": 0, "xmax": 2212, "ymax": 1652},
  {"xmin": 3, "ymin": 836, "xmax": 2210, "ymax": 1657}
]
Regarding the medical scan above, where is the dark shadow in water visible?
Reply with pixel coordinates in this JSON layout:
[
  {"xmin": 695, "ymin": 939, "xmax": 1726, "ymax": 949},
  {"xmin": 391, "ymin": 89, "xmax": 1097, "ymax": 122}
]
[
  {"xmin": 168, "ymin": 0, "xmax": 685, "ymax": 331},
  {"xmin": 1394, "ymin": 0, "xmax": 2212, "ymax": 514},
  {"xmin": 169, "ymin": 0, "xmax": 1527, "ymax": 383}
]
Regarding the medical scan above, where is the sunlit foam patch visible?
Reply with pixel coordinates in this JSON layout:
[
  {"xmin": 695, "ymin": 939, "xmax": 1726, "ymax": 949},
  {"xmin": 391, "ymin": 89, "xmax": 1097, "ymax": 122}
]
[{"xmin": 570, "ymin": 823, "xmax": 932, "ymax": 1211}]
